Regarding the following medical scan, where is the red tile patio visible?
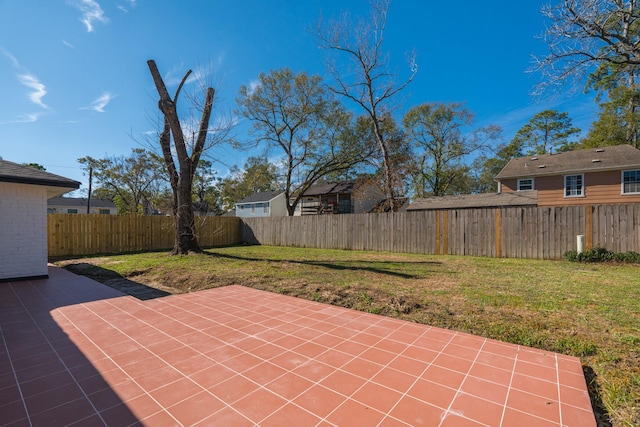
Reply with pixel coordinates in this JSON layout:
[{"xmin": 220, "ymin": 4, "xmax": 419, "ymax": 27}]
[{"xmin": 0, "ymin": 266, "xmax": 596, "ymax": 426}]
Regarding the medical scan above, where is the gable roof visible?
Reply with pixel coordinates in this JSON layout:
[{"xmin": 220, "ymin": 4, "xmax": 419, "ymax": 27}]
[
  {"xmin": 407, "ymin": 191, "xmax": 538, "ymax": 211},
  {"xmin": 47, "ymin": 197, "xmax": 116, "ymax": 208},
  {"xmin": 302, "ymin": 181, "xmax": 355, "ymax": 196},
  {"xmin": 495, "ymin": 144, "xmax": 640, "ymax": 180},
  {"xmin": 236, "ymin": 191, "xmax": 283, "ymax": 204},
  {"xmin": 0, "ymin": 160, "xmax": 80, "ymax": 189},
  {"xmin": 0, "ymin": 160, "xmax": 80, "ymax": 198}
]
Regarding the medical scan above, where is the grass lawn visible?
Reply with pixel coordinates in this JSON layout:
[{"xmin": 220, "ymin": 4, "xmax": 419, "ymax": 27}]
[{"xmin": 55, "ymin": 245, "xmax": 640, "ymax": 426}]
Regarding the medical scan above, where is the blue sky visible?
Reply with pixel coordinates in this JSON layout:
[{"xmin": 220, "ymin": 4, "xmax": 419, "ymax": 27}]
[{"xmin": 0, "ymin": 0, "xmax": 598, "ymax": 192}]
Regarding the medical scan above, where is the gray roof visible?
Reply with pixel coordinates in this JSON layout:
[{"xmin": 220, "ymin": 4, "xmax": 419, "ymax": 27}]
[
  {"xmin": 302, "ymin": 181, "xmax": 354, "ymax": 196},
  {"xmin": 0, "ymin": 160, "xmax": 80, "ymax": 189},
  {"xmin": 47, "ymin": 197, "xmax": 116, "ymax": 208},
  {"xmin": 495, "ymin": 144, "xmax": 640, "ymax": 180},
  {"xmin": 407, "ymin": 191, "xmax": 538, "ymax": 211},
  {"xmin": 237, "ymin": 191, "xmax": 283, "ymax": 204}
]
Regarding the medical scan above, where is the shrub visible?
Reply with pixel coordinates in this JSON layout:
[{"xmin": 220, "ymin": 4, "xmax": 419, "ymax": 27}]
[{"xmin": 564, "ymin": 247, "xmax": 640, "ymax": 264}]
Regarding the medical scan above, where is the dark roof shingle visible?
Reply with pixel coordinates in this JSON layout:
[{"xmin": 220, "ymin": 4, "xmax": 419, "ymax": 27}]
[
  {"xmin": 0, "ymin": 160, "xmax": 80, "ymax": 189},
  {"xmin": 495, "ymin": 145, "xmax": 640, "ymax": 180},
  {"xmin": 407, "ymin": 191, "xmax": 538, "ymax": 211},
  {"xmin": 47, "ymin": 197, "xmax": 116, "ymax": 208},
  {"xmin": 302, "ymin": 181, "xmax": 355, "ymax": 196},
  {"xmin": 236, "ymin": 191, "xmax": 283, "ymax": 204}
]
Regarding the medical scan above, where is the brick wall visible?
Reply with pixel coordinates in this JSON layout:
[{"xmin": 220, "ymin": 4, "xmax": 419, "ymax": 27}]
[{"xmin": 0, "ymin": 182, "xmax": 48, "ymax": 280}]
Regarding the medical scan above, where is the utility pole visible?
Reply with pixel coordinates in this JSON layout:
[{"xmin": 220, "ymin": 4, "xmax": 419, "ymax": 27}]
[{"xmin": 87, "ymin": 165, "xmax": 93, "ymax": 214}]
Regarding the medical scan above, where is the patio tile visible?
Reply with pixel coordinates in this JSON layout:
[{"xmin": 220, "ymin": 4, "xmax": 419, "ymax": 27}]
[
  {"xmin": 0, "ymin": 267, "xmax": 596, "ymax": 426},
  {"xmin": 231, "ymin": 387, "xmax": 288, "ymax": 423},
  {"xmin": 165, "ymin": 390, "xmax": 226, "ymax": 425},
  {"xmin": 259, "ymin": 402, "xmax": 323, "ymax": 426},
  {"xmin": 320, "ymin": 370, "xmax": 367, "ymax": 396},
  {"xmin": 326, "ymin": 398, "xmax": 387, "ymax": 426},
  {"xmin": 292, "ymin": 384, "xmax": 346, "ymax": 418}
]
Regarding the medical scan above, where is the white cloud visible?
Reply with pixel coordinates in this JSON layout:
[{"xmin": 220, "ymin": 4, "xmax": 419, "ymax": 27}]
[
  {"xmin": 247, "ymin": 79, "xmax": 261, "ymax": 96},
  {"xmin": 18, "ymin": 74, "xmax": 48, "ymax": 109},
  {"xmin": 0, "ymin": 46, "xmax": 20, "ymax": 68},
  {"xmin": 118, "ymin": 0, "xmax": 136, "ymax": 13},
  {"xmin": 62, "ymin": 40, "xmax": 75, "ymax": 49},
  {"xmin": 0, "ymin": 47, "xmax": 49, "ymax": 119},
  {"xmin": 83, "ymin": 92, "xmax": 114, "ymax": 112},
  {"xmin": 0, "ymin": 112, "xmax": 44, "ymax": 125},
  {"xmin": 69, "ymin": 0, "xmax": 109, "ymax": 32}
]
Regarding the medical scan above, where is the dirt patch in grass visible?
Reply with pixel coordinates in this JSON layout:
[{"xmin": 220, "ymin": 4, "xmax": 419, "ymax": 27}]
[{"xmin": 54, "ymin": 246, "xmax": 640, "ymax": 427}]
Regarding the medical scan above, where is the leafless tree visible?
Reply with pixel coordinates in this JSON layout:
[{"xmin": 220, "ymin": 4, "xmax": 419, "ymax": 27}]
[
  {"xmin": 147, "ymin": 59, "xmax": 231, "ymax": 255},
  {"xmin": 316, "ymin": 0, "xmax": 417, "ymax": 211},
  {"xmin": 533, "ymin": 0, "xmax": 640, "ymax": 95}
]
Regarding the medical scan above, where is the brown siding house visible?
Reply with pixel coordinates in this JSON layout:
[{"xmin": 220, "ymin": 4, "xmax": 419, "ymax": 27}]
[{"xmin": 495, "ymin": 145, "xmax": 640, "ymax": 207}]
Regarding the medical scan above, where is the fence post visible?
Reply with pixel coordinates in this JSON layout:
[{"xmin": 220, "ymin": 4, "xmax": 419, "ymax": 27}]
[
  {"xmin": 442, "ymin": 211, "xmax": 449, "ymax": 255},
  {"xmin": 435, "ymin": 212, "xmax": 441, "ymax": 255},
  {"xmin": 495, "ymin": 208, "xmax": 502, "ymax": 258},
  {"xmin": 585, "ymin": 205, "xmax": 593, "ymax": 251}
]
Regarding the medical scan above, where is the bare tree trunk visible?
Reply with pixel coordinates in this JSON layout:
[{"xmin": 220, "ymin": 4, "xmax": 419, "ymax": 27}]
[{"xmin": 147, "ymin": 59, "xmax": 215, "ymax": 255}]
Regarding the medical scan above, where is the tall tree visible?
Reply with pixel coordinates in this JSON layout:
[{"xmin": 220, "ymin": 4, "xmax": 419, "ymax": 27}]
[
  {"xmin": 237, "ymin": 68, "xmax": 361, "ymax": 216},
  {"xmin": 316, "ymin": 0, "xmax": 417, "ymax": 211},
  {"xmin": 78, "ymin": 149, "xmax": 165, "ymax": 214},
  {"xmin": 22, "ymin": 163, "xmax": 46, "ymax": 170},
  {"xmin": 403, "ymin": 102, "xmax": 500, "ymax": 198},
  {"xmin": 472, "ymin": 140, "xmax": 524, "ymax": 193},
  {"xmin": 192, "ymin": 159, "xmax": 222, "ymax": 216},
  {"xmin": 219, "ymin": 157, "xmax": 279, "ymax": 212},
  {"xmin": 534, "ymin": 0, "xmax": 640, "ymax": 94},
  {"xmin": 585, "ymin": 64, "xmax": 640, "ymax": 147},
  {"xmin": 510, "ymin": 110, "xmax": 581, "ymax": 155},
  {"xmin": 350, "ymin": 113, "xmax": 412, "ymax": 200},
  {"xmin": 147, "ymin": 60, "xmax": 230, "ymax": 254}
]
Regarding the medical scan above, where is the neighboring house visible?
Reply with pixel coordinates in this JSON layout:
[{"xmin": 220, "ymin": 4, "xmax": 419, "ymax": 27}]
[
  {"xmin": 0, "ymin": 160, "xmax": 80, "ymax": 281},
  {"xmin": 495, "ymin": 144, "xmax": 640, "ymax": 207},
  {"xmin": 47, "ymin": 197, "xmax": 117, "ymax": 214},
  {"xmin": 235, "ymin": 191, "xmax": 287, "ymax": 218},
  {"xmin": 294, "ymin": 181, "xmax": 384, "ymax": 215},
  {"xmin": 406, "ymin": 191, "xmax": 538, "ymax": 211}
]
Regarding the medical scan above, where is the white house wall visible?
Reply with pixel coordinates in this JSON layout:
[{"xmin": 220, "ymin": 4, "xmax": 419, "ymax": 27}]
[
  {"xmin": 0, "ymin": 182, "xmax": 48, "ymax": 280},
  {"xmin": 270, "ymin": 193, "xmax": 287, "ymax": 216}
]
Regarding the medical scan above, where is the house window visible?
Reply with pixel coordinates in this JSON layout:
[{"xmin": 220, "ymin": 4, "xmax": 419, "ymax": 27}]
[
  {"xmin": 67, "ymin": 209, "xmax": 78, "ymax": 214},
  {"xmin": 47, "ymin": 208, "xmax": 56, "ymax": 214},
  {"xmin": 517, "ymin": 178, "xmax": 534, "ymax": 191},
  {"xmin": 263, "ymin": 202, "xmax": 269, "ymax": 213},
  {"xmin": 98, "ymin": 209, "xmax": 110, "ymax": 214},
  {"xmin": 251, "ymin": 204, "xmax": 256, "ymax": 214},
  {"xmin": 564, "ymin": 174, "xmax": 584, "ymax": 197},
  {"xmin": 622, "ymin": 170, "xmax": 640, "ymax": 194}
]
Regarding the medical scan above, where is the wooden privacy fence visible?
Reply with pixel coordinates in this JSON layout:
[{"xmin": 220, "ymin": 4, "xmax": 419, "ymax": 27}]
[
  {"xmin": 241, "ymin": 204, "xmax": 640, "ymax": 259},
  {"xmin": 47, "ymin": 204, "xmax": 640, "ymax": 259},
  {"xmin": 48, "ymin": 215, "xmax": 241, "ymax": 257}
]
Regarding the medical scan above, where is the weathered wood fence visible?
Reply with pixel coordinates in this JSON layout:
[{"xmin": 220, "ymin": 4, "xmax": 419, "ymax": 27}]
[
  {"xmin": 48, "ymin": 204, "xmax": 640, "ymax": 259},
  {"xmin": 241, "ymin": 204, "xmax": 640, "ymax": 259},
  {"xmin": 48, "ymin": 215, "xmax": 241, "ymax": 257}
]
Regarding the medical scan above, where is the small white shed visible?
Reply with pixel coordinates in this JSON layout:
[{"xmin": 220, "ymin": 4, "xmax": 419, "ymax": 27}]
[{"xmin": 0, "ymin": 160, "xmax": 80, "ymax": 281}]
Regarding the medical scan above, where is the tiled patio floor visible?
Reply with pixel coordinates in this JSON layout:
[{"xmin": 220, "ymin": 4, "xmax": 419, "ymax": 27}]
[{"xmin": 1, "ymin": 266, "xmax": 595, "ymax": 426}]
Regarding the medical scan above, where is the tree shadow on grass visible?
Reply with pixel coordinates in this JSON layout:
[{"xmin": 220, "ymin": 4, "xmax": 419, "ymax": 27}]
[
  {"xmin": 583, "ymin": 366, "xmax": 612, "ymax": 427},
  {"xmin": 62, "ymin": 263, "xmax": 171, "ymax": 300},
  {"xmin": 205, "ymin": 251, "xmax": 444, "ymax": 279}
]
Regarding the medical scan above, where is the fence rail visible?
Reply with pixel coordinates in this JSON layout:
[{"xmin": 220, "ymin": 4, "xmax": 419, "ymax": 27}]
[
  {"xmin": 47, "ymin": 204, "xmax": 640, "ymax": 259},
  {"xmin": 48, "ymin": 215, "xmax": 241, "ymax": 257}
]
